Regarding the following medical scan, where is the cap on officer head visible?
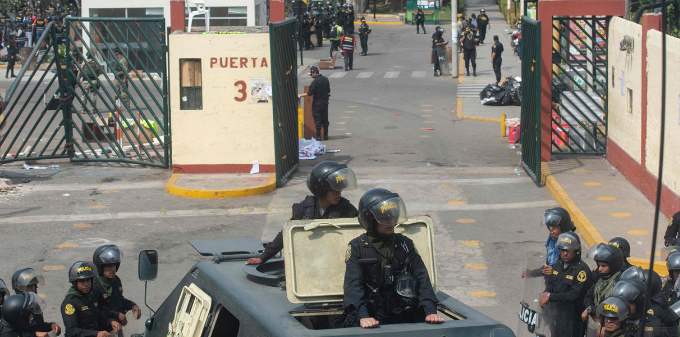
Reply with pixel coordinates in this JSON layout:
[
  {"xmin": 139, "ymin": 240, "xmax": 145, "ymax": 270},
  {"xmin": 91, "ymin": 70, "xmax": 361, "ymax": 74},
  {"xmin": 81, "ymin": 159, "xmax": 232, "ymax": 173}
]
[
  {"xmin": 607, "ymin": 237, "xmax": 631, "ymax": 259},
  {"xmin": 596, "ymin": 295, "xmax": 630, "ymax": 322},
  {"xmin": 466, "ymin": 17, "xmax": 471, "ymax": 21},
  {"xmin": 668, "ymin": 251, "xmax": 680, "ymax": 272},
  {"xmin": 591, "ymin": 243, "xmax": 625, "ymax": 274},
  {"xmin": 306, "ymin": 161, "xmax": 357, "ymax": 199},
  {"xmin": 621, "ymin": 265, "xmax": 646, "ymax": 283},
  {"xmin": 1, "ymin": 292, "xmax": 45, "ymax": 331},
  {"xmin": 358, "ymin": 188, "xmax": 407, "ymax": 233},
  {"xmin": 68, "ymin": 261, "xmax": 96, "ymax": 287},
  {"xmin": 11, "ymin": 268, "xmax": 45, "ymax": 294},
  {"xmin": 542, "ymin": 207, "xmax": 575, "ymax": 233},
  {"xmin": 309, "ymin": 65, "xmax": 320, "ymax": 75},
  {"xmin": 555, "ymin": 232, "xmax": 580, "ymax": 252},
  {"xmin": 93, "ymin": 245, "xmax": 124, "ymax": 274}
]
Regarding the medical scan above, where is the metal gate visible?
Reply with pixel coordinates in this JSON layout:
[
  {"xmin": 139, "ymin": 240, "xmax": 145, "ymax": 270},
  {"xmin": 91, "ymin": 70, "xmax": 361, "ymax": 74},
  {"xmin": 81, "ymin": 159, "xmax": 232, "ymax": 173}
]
[
  {"xmin": 0, "ymin": 18, "xmax": 169, "ymax": 167},
  {"xmin": 269, "ymin": 18, "xmax": 299, "ymax": 187},
  {"xmin": 520, "ymin": 16, "xmax": 542, "ymax": 184},
  {"xmin": 550, "ymin": 17, "xmax": 608, "ymax": 155}
]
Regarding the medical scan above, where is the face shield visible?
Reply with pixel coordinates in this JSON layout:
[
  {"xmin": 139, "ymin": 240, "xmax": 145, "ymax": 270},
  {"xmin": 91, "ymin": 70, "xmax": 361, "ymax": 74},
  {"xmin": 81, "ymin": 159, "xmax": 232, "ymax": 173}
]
[
  {"xmin": 670, "ymin": 300, "xmax": 680, "ymax": 319},
  {"xmin": 662, "ymin": 246, "xmax": 680, "ymax": 261},
  {"xmin": 542, "ymin": 211, "xmax": 564, "ymax": 228},
  {"xmin": 555, "ymin": 233, "xmax": 579, "ymax": 251},
  {"xmin": 368, "ymin": 196, "xmax": 407, "ymax": 226},
  {"xmin": 14, "ymin": 269, "xmax": 45, "ymax": 292},
  {"xmin": 325, "ymin": 167, "xmax": 358, "ymax": 192},
  {"xmin": 24, "ymin": 292, "xmax": 45, "ymax": 315},
  {"xmin": 98, "ymin": 246, "xmax": 124, "ymax": 265},
  {"xmin": 611, "ymin": 280, "xmax": 643, "ymax": 303},
  {"xmin": 621, "ymin": 266, "xmax": 646, "ymax": 283}
]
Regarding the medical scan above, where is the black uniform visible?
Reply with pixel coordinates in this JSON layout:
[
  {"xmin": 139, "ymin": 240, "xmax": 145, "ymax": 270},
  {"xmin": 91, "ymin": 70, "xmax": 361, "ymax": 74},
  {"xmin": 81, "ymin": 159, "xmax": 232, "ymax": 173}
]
[
  {"xmin": 61, "ymin": 288, "xmax": 114, "ymax": 337},
  {"xmin": 415, "ymin": 11, "xmax": 426, "ymax": 34},
  {"xmin": 314, "ymin": 14, "xmax": 323, "ymax": 47},
  {"xmin": 662, "ymin": 279, "xmax": 679, "ymax": 306},
  {"xmin": 6, "ymin": 39, "xmax": 17, "ymax": 78},
  {"xmin": 258, "ymin": 196, "xmax": 357, "ymax": 263},
  {"xmin": 307, "ymin": 73, "xmax": 331, "ymax": 138},
  {"xmin": 543, "ymin": 256, "xmax": 591, "ymax": 337},
  {"xmin": 492, "ymin": 40, "xmax": 504, "ymax": 83},
  {"xmin": 461, "ymin": 32, "xmax": 477, "ymax": 75},
  {"xmin": 0, "ymin": 324, "xmax": 29, "ymax": 337},
  {"xmin": 358, "ymin": 23, "xmax": 370, "ymax": 55},
  {"xmin": 29, "ymin": 313, "xmax": 56, "ymax": 336},
  {"xmin": 303, "ymin": 18, "xmax": 314, "ymax": 50},
  {"xmin": 431, "ymin": 32, "xmax": 445, "ymax": 76},
  {"xmin": 477, "ymin": 13, "xmax": 490, "ymax": 43},
  {"xmin": 92, "ymin": 276, "xmax": 137, "ymax": 321},
  {"xmin": 663, "ymin": 212, "xmax": 680, "ymax": 247},
  {"xmin": 343, "ymin": 233, "xmax": 438, "ymax": 327}
]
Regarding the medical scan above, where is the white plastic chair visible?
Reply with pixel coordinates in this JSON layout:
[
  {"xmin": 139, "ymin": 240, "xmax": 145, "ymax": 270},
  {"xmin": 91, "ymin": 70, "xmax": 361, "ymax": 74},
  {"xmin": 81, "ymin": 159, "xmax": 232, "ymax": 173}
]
[{"xmin": 186, "ymin": 0, "xmax": 210, "ymax": 33}]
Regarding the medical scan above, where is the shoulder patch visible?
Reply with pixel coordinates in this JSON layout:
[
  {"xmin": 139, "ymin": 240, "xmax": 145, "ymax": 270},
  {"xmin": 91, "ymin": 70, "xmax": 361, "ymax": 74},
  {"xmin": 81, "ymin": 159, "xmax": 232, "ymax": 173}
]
[
  {"xmin": 577, "ymin": 270, "xmax": 587, "ymax": 282},
  {"xmin": 119, "ymin": 287, "xmax": 123, "ymax": 292},
  {"xmin": 103, "ymin": 294, "xmax": 108, "ymax": 298},
  {"xmin": 94, "ymin": 302, "xmax": 98, "ymax": 307},
  {"xmin": 345, "ymin": 245, "xmax": 351, "ymax": 261},
  {"xmin": 64, "ymin": 304, "xmax": 75, "ymax": 315},
  {"xmin": 81, "ymin": 305, "xmax": 89, "ymax": 311},
  {"xmin": 552, "ymin": 270, "xmax": 558, "ymax": 275},
  {"xmin": 647, "ymin": 309, "xmax": 654, "ymax": 315},
  {"xmin": 670, "ymin": 218, "xmax": 674, "ymax": 227},
  {"xmin": 565, "ymin": 275, "xmax": 574, "ymax": 280}
]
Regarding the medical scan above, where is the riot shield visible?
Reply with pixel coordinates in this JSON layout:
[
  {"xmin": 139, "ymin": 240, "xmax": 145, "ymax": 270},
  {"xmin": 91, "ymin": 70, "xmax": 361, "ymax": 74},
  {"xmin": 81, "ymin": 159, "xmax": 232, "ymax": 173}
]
[{"xmin": 435, "ymin": 45, "xmax": 451, "ymax": 76}]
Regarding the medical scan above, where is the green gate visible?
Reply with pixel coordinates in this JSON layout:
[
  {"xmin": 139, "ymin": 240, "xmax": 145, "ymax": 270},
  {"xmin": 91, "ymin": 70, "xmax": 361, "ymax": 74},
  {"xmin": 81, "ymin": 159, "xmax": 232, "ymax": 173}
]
[
  {"xmin": 550, "ymin": 17, "xmax": 608, "ymax": 155},
  {"xmin": 0, "ymin": 18, "xmax": 169, "ymax": 167},
  {"xmin": 520, "ymin": 16, "xmax": 542, "ymax": 184},
  {"xmin": 269, "ymin": 18, "xmax": 299, "ymax": 187}
]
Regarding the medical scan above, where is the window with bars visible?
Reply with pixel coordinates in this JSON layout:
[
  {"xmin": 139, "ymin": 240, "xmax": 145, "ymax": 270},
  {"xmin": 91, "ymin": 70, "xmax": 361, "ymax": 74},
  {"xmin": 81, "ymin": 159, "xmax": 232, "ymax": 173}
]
[{"xmin": 180, "ymin": 59, "xmax": 202, "ymax": 110}]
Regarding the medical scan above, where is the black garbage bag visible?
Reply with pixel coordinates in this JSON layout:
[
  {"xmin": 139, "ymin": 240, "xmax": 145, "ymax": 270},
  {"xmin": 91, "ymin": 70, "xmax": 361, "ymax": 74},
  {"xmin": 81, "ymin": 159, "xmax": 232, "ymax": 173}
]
[{"xmin": 479, "ymin": 83, "xmax": 501, "ymax": 100}]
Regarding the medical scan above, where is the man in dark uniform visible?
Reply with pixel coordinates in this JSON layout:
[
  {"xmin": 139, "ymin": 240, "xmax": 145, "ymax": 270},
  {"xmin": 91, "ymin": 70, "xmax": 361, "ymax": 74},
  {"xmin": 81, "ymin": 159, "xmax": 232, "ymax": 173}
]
[
  {"xmin": 0, "ymin": 279, "xmax": 7, "ymax": 318},
  {"xmin": 345, "ymin": 4, "xmax": 355, "ymax": 34},
  {"xmin": 431, "ymin": 26, "xmax": 447, "ymax": 77},
  {"xmin": 92, "ymin": 245, "xmax": 142, "ymax": 332},
  {"xmin": 0, "ymin": 293, "xmax": 45, "ymax": 337},
  {"xmin": 246, "ymin": 161, "xmax": 358, "ymax": 265},
  {"xmin": 343, "ymin": 188, "xmax": 445, "ymax": 328},
  {"xmin": 5, "ymin": 34, "xmax": 17, "ymax": 79},
  {"xmin": 610, "ymin": 278, "xmax": 646, "ymax": 335},
  {"xmin": 303, "ymin": 12, "xmax": 314, "ymax": 50},
  {"xmin": 61, "ymin": 261, "xmax": 121, "ymax": 337},
  {"xmin": 663, "ymin": 211, "xmax": 680, "ymax": 247},
  {"xmin": 539, "ymin": 232, "xmax": 591, "ymax": 337},
  {"xmin": 313, "ymin": 10, "xmax": 323, "ymax": 47},
  {"xmin": 476, "ymin": 8, "xmax": 490, "ymax": 44},
  {"xmin": 594, "ymin": 296, "xmax": 631, "ymax": 337},
  {"xmin": 32, "ymin": 12, "xmax": 45, "ymax": 45},
  {"xmin": 460, "ymin": 27, "xmax": 477, "ymax": 76},
  {"xmin": 414, "ymin": 7, "xmax": 426, "ymax": 34},
  {"xmin": 491, "ymin": 35, "xmax": 503, "ymax": 83},
  {"xmin": 643, "ymin": 269, "xmax": 679, "ymax": 330},
  {"xmin": 663, "ymin": 251, "xmax": 680, "ymax": 306},
  {"xmin": 357, "ymin": 17, "xmax": 370, "ymax": 56},
  {"xmin": 298, "ymin": 66, "xmax": 331, "ymax": 140},
  {"xmin": 11, "ymin": 268, "xmax": 61, "ymax": 336}
]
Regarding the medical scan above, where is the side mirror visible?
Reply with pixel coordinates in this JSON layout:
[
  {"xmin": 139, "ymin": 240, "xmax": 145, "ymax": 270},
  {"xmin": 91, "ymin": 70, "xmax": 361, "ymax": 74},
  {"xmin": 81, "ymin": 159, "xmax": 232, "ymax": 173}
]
[{"xmin": 138, "ymin": 250, "xmax": 158, "ymax": 281}]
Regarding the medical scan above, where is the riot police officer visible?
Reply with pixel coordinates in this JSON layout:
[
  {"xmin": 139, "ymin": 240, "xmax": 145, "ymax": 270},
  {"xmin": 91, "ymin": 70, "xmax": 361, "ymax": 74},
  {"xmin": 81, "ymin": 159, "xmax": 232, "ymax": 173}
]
[
  {"xmin": 663, "ymin": 211, "xmax": 680, "ymax": 246},
  {"xmin": 595, "ymin": 296, "xmax": 631, "ymax": 337},
  {"xmin": 313, "ymin": 8, "xmax": 323, "ymax": 47},
  {"xmin": 92, "ymin": 245, "xmax": 142, "ymax": 329},
  {"xmin": 0, "ymin": 293, "xmax": 45, "ymax": 337},
  {"xmin": 343, "ymin": 188, "xmax": 444, "ymax": 328},
  {"xmin": 459, "ymin": 27, "xmax": 477, "ymax": 76},
  {"xmin": 0, "ymin": 279, "xmax": 6, "ymax": 319},
  {"xmin": 302, "ymin": 12, "xmax": 314, "ymax": 50},
  {"xmin": 357, "ymin": 17, "xmax": 371, "ymax": 56},
  {"xmin": 491, "ymin": 35, "xmax": 503, "ymax": 83},
  {"xmin": 607, "ymin": 237, "xmax": 633, "ymax": 269},
  {"xmin": 663, "ymin": 251, "xmax": 680, "ymax": 306},
  {"xmin": 78, "ymin": 53, "xmax": 102, "ymax": 114},
  {"xmin": 476, "ymin": 8, "xmax": 490, "ymax": 44},
  {"xmin": 246, "ymin": 161, "xmax": 358, "ymax": 265},
  {"xmin": 583, "ymin": 243, "xmax": 624, "ymax": 322},
  {"xmin": 539, "ymin": 232, "xmax": 591, "ymax": 337},
  {"xmin": 345, "ymin": 4, "xmax": 355, "ymax": 34},
  {"xmin": 414, "ymin": 7, "xmax": 426, "ymax": 34},
  {"xmin": 610, "ymin": 279, "xmax": 646, "ymax": 334},
  {"xmin": 11, "ymin": 268, "xmax": 61, "ymax": 336},
  {"xmin": 431, "ymin": 26, "xmax": 447, "ymax": 77},
  {"xmin": 61, "ymin": 261, "xmax": 121, "ymax": 337}
]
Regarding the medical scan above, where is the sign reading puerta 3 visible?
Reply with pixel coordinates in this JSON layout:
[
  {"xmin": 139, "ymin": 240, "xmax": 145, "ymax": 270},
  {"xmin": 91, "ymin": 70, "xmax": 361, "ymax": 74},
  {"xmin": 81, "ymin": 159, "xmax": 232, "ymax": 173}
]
[{"xmin": 169, "ymin": 33, "xmax": 276, "ymax": 174}]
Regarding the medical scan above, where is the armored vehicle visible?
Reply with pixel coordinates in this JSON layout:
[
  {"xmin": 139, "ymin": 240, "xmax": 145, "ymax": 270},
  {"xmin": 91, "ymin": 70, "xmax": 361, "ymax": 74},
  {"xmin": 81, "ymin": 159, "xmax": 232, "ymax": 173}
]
[{"xmin": 135, "ymin": 216, "xmax": 514, "ymax": 336}]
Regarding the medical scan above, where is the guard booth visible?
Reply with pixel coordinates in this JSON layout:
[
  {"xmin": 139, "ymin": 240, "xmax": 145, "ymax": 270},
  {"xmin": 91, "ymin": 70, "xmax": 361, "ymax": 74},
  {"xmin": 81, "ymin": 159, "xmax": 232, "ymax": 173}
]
[{"xmin": 406, "ymin": 0, "xmax": 441, "ymax": 25}]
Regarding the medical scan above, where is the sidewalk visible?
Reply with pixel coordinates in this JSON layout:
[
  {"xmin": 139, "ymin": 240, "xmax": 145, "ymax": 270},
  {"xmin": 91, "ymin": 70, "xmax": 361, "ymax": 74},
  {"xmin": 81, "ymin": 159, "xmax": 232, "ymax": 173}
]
[
  {"xmin": 166, "ymin": 172, "xmax": 276, "ymax": 199},
  {"xmin": 544, "ymin": 157, "xmax": 670, "ymax": 275}
]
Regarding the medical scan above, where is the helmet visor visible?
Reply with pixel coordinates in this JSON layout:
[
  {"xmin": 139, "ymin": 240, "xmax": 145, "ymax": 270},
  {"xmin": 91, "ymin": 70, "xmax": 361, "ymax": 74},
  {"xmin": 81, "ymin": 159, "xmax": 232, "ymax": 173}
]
[
  {"xmin": 621, "ymin": 266, "xmax": 646, "ymax": 283},
  {"xmin": 99, "ymin": 246, "xmax": 124, "ymax": 265},
  {"xmin": 25, "ymin": 292, "xmax": 45, "ymax": 315},
  {"xmin": 542, "ymin": 211, "xmax": 563, "ymax": 228},
  {"xmin": 16, "ymin": 269, "xmax": 45, "ymax": 292},
  {"xmin": 555, "ymin": 233, "xmax": 579, "ymax": 251},
  {"xmin": 368, "ymin": 197, "xmax": 407, "ymax": 226},
  {"xmin": 325, "ymin": 167, "xmax": 358, "ymax": 192},
  {"xmin": 670, "ymin": 300, "xmax": 680, "ymax": 319},
  {"xmin": 395, "ymin": 276, "xmax": 418, "ymax": 298},
  {"xmin": 611, "ymin": 280, "xmax": 642, "ymax": 302}
]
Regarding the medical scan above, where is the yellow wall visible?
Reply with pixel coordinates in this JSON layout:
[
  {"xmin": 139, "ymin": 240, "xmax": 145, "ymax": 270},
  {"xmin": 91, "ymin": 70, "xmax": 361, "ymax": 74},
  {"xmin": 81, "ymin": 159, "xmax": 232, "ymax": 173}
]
[
  {"xmin": 607, "ymin": 17, "xmax": 643, "ymax": 164},
  {"xmin": 169, "ymin": 33, "xmax": 275, "ymax": 170},
  {"xmin": 645, "ymin": 30, "xmax": 680, "ymax": 193}
]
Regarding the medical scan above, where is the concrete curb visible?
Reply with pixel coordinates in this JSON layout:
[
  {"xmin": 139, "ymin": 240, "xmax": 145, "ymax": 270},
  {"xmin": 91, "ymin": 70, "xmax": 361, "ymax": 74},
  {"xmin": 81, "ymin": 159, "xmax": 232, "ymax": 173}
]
[
  {"xmin": 353, "ymin": 21, "xmax": 402, "ymax": 25},
  {"xmin": 166, "ymin": 173, "xmax": 277, "ymax": 199},
  {"xmin": 541, "ymin": 163, "xmax": 668, "ymax": 276}
]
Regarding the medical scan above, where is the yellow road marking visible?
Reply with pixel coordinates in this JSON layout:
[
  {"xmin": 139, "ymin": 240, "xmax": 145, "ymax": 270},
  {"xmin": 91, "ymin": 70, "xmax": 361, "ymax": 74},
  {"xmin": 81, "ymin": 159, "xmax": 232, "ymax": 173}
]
[
  {"xmin": 461, "ymin": 240, "xmax": 483, "ymax": 246},
  {"xmin": 420, "ymin": 135, "xmax": 431, "ymax": 138},
  {"xmin": 465, "ymin": 263, "xmax": 487, "ymax": 270},
  {"xmin": 573, "ymin": 169, "xmax": 588, "ymax": 173},
  {"xmin": 440, "ymin": 185, "xmax": 456, "ymax": 188},
  {"xmin": 628, "ymin": 230, "xmax": 649, "ymax": 235},
  {"xmin": 456, "ymin": 97, "xmax": 463, "ymax": 118},
  {"xmin": 471, "ymin": 291, "xmax": 496, "ymax": 297},
  {"xmin": 335, "ymin": 128, "xmax": 346, "ymax": 131},
  {"xmin": 611, "ymin": 213, "xmax": 631, "ymax": 217},
  {"xmin": 596, "ymin": 197, "xmax": 616, "ymax": 201},
  {"xmin": 57, "ymin": 243, "xmax": 78, "ymax": 248},
  {"xmin": 89, "ymin": 205, "xmax": 107, "ymax": 209},
  {"xmin": 645, "ymin": 250, "xmax": 661, "ymax": 256},
  {"xmin": 340, "ymin": 116, "xmax": 351, "ymax": 119},
  {"xmin": 337, "ymin": 122, "xmax": 347, "ymax": 124},
  {"xmin": 42, "ymin": 265, "xmax": 65, "ymax": 271},
  {"xmin": 457, "ymin": 219, "xmax": 476, "ymax": 223},
  {"xmin": 448, "ymin": 201, "xmax": 466, "ymax": 205},
  {"xmin": 347, "ymin": 105, "xmax": 358, "ymax": 108},
  {"xmin": 421, "ymin": 114, "xmax": 432, "ymax": 117},
  {"xmin": 74, "ymin": 223, "xmax": 93, "ymax": 228},
  {"xmin": 422, "ymin": 109, "xmax": 433, "ymax": 112},
  {"xmin": 102, "ymin": 190, "xmax": 119, "ymax": 194},
  {"xmin": 422, "ymin": 104, "xmax": 434, "ymax": 107},
  {"xmin": 37, "ymin": 293, "xmax": 47, "ymax": 299},
  {"xmin": 345, "ymin": 111, "xmax": 356, "ymax": 113},
  {"xmin": 423, "ymin": 121, "xmax": 434, "ymax": 123},
  {"xmin": 584, "ymin": 182, "xmax": 602, "ymax": 186}
]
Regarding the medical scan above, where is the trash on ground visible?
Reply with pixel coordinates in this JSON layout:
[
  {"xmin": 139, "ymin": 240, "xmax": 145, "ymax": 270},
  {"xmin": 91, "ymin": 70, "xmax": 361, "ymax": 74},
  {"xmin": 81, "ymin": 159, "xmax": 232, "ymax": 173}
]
[
  {"xmin": 395, "ymin": 113, "xmax": 402, "ymax": 115},
  {"xmin": 23, "ymin": 163, "xmax": 47, "ymax": 170},
  {"xmin": 480, "ymin": 76, "xmax": 522, "ymax": 106},
  {"xmin": 299, "ymin": 138, "xmax": 326, "ymax": 160},
  {"xmin": 423, "ymin": 127, "xmax": 433, "ymax": 130},
  {"xmin": 250, "ymin": 160, "xmax": 260, "ymax": 174},
  {"xmin": 326, "ymin": 150, "xmax": 341, "ymax": 153}
]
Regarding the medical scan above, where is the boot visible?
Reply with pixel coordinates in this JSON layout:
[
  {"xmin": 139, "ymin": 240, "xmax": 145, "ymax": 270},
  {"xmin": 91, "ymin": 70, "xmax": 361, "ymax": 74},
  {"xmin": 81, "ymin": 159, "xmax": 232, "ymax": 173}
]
[
  {"xmin": 465, "ymin": 67, "xmax": 470, "ymax": 76},
  {"xmin": 473, "ymin": 68, "xmax": 477, "ymax": 76},
  {"xmin": 323, "ymin": 126, "xmax": 329, "ymax": 140},
  {"xmin": 315, "ymin": 128, "xmax": 322, "ymax": 141}
]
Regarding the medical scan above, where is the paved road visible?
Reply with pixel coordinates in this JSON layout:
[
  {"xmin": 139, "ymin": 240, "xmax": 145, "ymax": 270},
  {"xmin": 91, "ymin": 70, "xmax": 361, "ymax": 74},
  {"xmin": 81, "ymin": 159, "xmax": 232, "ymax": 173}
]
[{"xmin": 0, "ymin": 24, "xmax": 552, "ymax": 333}]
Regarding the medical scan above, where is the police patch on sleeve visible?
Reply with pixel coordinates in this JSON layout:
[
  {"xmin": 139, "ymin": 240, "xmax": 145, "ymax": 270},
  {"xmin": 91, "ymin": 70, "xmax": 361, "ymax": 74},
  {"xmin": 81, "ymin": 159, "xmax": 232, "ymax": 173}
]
[
  {"xmin": 345, "ymin": 245, "xmax": 351, "ymax": 261},
  {"xmin": 670, "ymin": 218, "xmax": 674, "ymax": 227},
  {"xmin": 577, "ymin": 270, "xmax": 587, "ymax": 282},
  {"xmin": 64, "ymin": 304, "xmax": 75, "ymax": 315}
]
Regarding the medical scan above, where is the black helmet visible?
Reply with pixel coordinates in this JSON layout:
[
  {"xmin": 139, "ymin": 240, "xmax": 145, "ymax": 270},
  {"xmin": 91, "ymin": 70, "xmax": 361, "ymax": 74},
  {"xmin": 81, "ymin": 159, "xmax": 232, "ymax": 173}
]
[
  {"xmin": 612, "ymin": 279, "xmax": 646, "ymax": 311},
  {"xmin": 621, "ymin": 266, "xmax": 646, "ymax": 283},
  {"xmin": 303, "ymin": 11, "xmax": 310, "ymax": 18},
  {"xmin": 358, "ymin": 188, "xmax": 407, "ymax": 232},
  {"xmin": 435, "ymin": 26, "xmax": 444, "ymax": 35},
  {"xmin": 542, "ymin": 207, "xmax": 575, "ymax": 233},
  {"xmin": 11, "ymin": 268, "xmax": 45, "ymax": 294},
  {"xmin": 668, "ymin": 251, "xmax": 680, "ymax": 272},
  {"xmin": 596, "ymin": 296, "xmax": 630, "ymax": 322},
  {"xmin": 68, "ymin": 261, "xmax": 96, "ymax": 284},
  {"xmin": 555, "ymin": 232, "xmax": 580, "ymax": 252},
  {"xmin": 644, "ymin": 269, "xmax": 662, "ymax": 296},
  {"xmin": 114, "ymin": 48, "xmax": 122, "ymax": 55},
  {"xmin": 0, "ymin": 278, "xmax": 7, "ymax": 300},
  {"xmin": 348, "ymin": 4, "xmax": 353, "ymax": 9},
  {"xmin": 306, "ymin": 161, "xmax": 357, "ymax": 199},
  {"xmin": 591, "ymin": 243, "xmax": 624, "ymax": 274},
  {"xmin": 0, "ymin": 292, "xmax": 45, "ymax": 331},
  {"xmin": 608, "ymin": 237, "xmax": 631, "ymax": 259},
  {"xmin": 93, "ymin": 245, "xmax": 124, "ymax": 274}
]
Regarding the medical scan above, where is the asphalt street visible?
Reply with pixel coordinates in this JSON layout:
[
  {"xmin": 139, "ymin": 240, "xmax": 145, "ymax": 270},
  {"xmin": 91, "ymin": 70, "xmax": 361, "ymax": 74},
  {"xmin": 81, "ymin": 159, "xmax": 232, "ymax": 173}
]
[{"xmin": 0, "ymin": 24, "xmax": 553, "ymax": 333}]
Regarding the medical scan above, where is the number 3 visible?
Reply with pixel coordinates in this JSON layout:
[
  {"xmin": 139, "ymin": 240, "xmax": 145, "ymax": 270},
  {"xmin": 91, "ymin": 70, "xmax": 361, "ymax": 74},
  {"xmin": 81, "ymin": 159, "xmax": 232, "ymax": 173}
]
[{"xmin": 234, "ymin": 81, "xmax": 247, "ymax": 102}]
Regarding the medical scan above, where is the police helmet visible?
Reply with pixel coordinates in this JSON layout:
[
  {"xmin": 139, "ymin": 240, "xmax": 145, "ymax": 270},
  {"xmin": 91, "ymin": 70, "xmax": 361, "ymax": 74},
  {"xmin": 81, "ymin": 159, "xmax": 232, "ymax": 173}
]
[
  {"xmin": 11, "ymin": 268, "xmax": 45, "ymax": 294},
  {"xmin": 590, "ymin": 243, "xmax": 624, "ymax": 274},
  {"xmin": 348, "ymin": 4, "xmax": 353, "ymax": 9},
  {"xmin": 435, "ymin": 26, "xmax": 445, "ymax": 35},
  {"xmin": 0, "ymin": 292, "xmax": 45, "ymax": 331},
  {"xmin": 542, "ymin": 207, "xmax": 575, "ymax": 233},
  {"xmin": 93, "ymin": 245, "xmax": 124, "ymax": 274},
  {"xmin": 418, "ymin": 6, "xmax": 423, "ymax": 10},
  {"xmin": 358, "ymin": 188, "xmax": 407, "ymax": 232},
  {"xmin": 621, "ymin": 266, "xmax": 646, "ymax": 283},
  {"xmin": 0, "ymin": 278, "xmax": 7, "ymax": 300},
  {"xmin": 480, "ymin": 8, "xmax": 486, "ymax": 12},
  {"xmin": 644, "ymin": 269, "xmax": 662, "ymax": 296},
  {"xmin": 667, "ymin": 251, "xmax": 680, "ymax": 272},
  {"xmin": 306, "ymin": 161, "xmax": 357, "ymax": 199},
  {"xmin": 607, "ymin": 237, "xmax": 631, "ymax": 259},
  {"xmin": 68, "ymin": 261, "xmax": 96, "ymax": 285},
  {"xmin": 611, "ymin": 278, "xmax": 646, "ymax": 310},
  {"xmin": 596, "ymin": 295, "xmax": 630, "ymax": 322},
  {"xmin": 555, "ymin": 232, "xmax": 580, "ymax": 252},
  {"xmin": 303, "ymin": 11, "xmax": 310, "ymax": 18},
  {"xmin": 331, "ymin": 13, "xmax": 337, "ymax": 19}
]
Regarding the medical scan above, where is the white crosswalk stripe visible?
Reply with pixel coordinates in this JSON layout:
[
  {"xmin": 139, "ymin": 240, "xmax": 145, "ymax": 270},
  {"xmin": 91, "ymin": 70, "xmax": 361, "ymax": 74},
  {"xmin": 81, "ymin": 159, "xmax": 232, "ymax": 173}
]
[
  {"xmin": 457, "ymin": 84, "xmax": 488, "ymax": 98},
  {"xmin": 384, "ymin": 71, "xmax": 400, "ymax": 78},
  {"xmin": 356, "ymin": 72, "xmax": 373, "ymax": 78},
  {"xmin": 411, "ymin": 71, "xmax": 426, "ymax": 78},
  {"xmin": 321, "ymin": 70, "xmax": 441, "ymax": 80},
  {"xmin": 328, "ymin": 72, "xmax": 348, "ymax": 78}
]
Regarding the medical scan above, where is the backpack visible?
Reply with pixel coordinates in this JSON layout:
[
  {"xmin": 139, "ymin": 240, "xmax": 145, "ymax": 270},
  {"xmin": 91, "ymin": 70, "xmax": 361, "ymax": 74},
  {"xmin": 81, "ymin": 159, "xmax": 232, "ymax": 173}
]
[{"xmin": 330, "ymin": 26, "xmax": 337, "ymax": 38}]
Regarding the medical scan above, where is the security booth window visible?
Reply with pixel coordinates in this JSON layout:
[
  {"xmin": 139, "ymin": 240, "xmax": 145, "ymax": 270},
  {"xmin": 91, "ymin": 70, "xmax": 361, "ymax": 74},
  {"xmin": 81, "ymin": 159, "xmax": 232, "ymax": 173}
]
[{"xmin": 180, "ymin": 59, "xmax": 203, "ymax": 110}]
